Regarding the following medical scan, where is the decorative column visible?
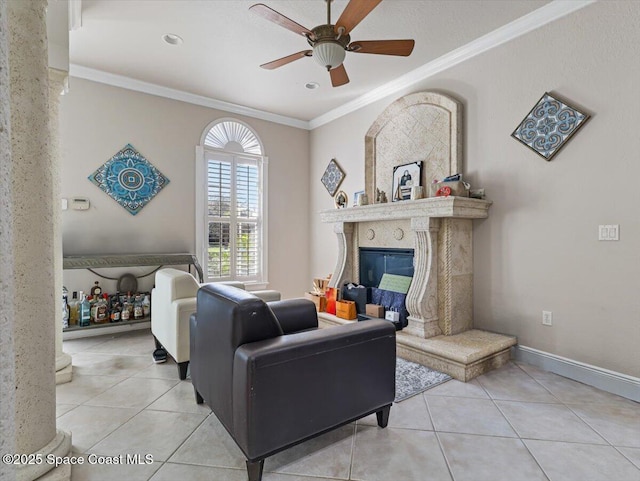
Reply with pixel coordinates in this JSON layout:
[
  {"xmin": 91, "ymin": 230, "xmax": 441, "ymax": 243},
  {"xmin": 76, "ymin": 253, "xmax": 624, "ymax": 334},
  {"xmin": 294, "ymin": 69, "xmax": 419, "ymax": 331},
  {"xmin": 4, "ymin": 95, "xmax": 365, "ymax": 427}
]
[
  {"xmin": 0, "ymin": 1, "xmax": 17, "ymax": 479},
  {"xmin": 328, "ymin": 222, "xmax": 354, "ymax": 288},
  {"xmin": 3, "ymin": 1, "xmax": 72, "ymax": 480},
  {"xmin": 49, "ymin": 68, "xmax": 72, "ymax": 385},
  {"xmin": 437, "ymin": 219, "xmax": 474, "ymax": 335},
  {"xmin": 405, "ymin": 217, "xmax": 442, "ymax": 338}
]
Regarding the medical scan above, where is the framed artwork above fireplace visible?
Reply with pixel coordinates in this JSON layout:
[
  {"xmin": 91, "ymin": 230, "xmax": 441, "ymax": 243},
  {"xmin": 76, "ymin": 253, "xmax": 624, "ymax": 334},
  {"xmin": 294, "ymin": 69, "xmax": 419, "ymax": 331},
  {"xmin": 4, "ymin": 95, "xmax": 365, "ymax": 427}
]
[{"xmin": 392, "ymin": 161, "xmax": 422, "ymax": 202}]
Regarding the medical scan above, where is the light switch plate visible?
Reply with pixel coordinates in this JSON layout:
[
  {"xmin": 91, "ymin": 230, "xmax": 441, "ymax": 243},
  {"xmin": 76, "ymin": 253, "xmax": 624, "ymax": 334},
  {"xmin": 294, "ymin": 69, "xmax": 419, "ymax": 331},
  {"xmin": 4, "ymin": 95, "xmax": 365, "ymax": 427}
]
[{"xmin": 598, "ymin": 225, "xmax": 619, "ymax": 241}]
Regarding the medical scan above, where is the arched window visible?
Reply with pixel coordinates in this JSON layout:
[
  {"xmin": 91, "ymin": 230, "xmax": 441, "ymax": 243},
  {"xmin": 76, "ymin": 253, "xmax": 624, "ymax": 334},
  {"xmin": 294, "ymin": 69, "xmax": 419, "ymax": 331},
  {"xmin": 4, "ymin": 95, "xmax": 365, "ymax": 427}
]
[
  {"xmin": 203, "ymin": 120, "xmax": 263, "ymax": 155},
  {"xmin": 196, "ymin": 119, "xmax": 268, "ymax": 285}
]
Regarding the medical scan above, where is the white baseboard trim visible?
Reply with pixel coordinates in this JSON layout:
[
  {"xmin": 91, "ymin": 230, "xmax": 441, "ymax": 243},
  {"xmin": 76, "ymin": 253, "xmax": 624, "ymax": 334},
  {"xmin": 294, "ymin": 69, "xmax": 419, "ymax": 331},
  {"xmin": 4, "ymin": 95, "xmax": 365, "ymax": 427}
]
[{"xmin": 513, "ymin": 345, "xmax": 640, "ymax": 402}]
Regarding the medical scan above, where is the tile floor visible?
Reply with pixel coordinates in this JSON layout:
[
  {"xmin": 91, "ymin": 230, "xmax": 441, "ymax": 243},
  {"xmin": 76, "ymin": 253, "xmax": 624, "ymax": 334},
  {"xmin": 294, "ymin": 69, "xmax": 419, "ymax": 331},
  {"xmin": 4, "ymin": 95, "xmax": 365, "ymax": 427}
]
[{"xmin": 58, "ymin": 329, "xmax": 640, "ymax": 481}]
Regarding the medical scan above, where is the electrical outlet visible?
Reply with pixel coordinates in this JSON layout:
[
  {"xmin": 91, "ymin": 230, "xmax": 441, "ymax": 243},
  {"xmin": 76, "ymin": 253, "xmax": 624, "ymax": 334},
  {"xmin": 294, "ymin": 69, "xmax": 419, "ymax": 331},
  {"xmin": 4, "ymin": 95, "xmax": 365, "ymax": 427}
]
[
  {"xmin": 542, "ymin": 311, "xmax": 553, "ymax": 326},
  {"xmin": 599, "ymin": 224, "xmax": 619, "ymax": 241}
]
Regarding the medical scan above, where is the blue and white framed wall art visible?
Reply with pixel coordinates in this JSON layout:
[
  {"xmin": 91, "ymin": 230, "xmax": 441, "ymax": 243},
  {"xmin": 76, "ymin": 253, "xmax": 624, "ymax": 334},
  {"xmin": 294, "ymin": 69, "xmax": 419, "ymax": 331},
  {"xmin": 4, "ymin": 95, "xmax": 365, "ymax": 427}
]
[
  {"xmin": 511, "ymin": 92, "xmax": 589, "ymax": 161},
  {"xmin": 88, "ymin": 144, "xmax": 170, "ymax": 215},
  {"xmin": 321, "ymin": 158, "xmax": 345, "ymax": 197}
]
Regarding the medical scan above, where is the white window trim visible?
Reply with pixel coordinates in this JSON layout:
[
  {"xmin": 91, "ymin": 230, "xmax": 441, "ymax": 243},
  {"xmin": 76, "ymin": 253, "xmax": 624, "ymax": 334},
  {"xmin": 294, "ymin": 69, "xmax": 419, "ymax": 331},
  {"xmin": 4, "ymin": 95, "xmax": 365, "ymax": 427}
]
[{"xmin": 195, "ymin": 138, "xmax": 269, "ymax": 289}]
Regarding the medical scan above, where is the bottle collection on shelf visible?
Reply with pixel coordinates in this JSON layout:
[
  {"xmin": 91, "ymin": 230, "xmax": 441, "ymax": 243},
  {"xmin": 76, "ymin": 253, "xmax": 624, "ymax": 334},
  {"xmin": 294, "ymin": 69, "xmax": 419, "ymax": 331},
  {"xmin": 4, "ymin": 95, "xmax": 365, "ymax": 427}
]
[{"xmin": 62, "ymin": 281, "xmax": 150, "ymax": 329}]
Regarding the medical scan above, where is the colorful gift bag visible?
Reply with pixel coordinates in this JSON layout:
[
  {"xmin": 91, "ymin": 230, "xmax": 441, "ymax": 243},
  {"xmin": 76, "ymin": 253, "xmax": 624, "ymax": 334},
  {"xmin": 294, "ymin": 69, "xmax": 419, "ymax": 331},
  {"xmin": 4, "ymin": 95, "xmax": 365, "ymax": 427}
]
[{"xmin": 325, "ymin": 287, "xmax": 338, "ymax": 315}]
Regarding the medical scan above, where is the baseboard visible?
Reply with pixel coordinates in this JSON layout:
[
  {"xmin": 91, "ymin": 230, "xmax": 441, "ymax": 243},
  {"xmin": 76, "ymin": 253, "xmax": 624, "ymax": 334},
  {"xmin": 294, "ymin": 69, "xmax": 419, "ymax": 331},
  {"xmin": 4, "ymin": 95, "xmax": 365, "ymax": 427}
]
[{"xmin": 513, "ymin": 345, "xmax": 640, "ymax": 402}]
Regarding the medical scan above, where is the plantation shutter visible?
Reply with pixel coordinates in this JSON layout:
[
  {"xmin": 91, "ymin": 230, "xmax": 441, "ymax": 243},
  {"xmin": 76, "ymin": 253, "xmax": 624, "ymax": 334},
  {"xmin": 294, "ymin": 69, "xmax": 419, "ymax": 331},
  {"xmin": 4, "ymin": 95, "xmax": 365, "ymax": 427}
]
[
  {"xmin": 206, "ymin": 154, "xmax": 261, "ymax": 281},
  {"xmin": 235, "ymin": 162, "xmax": 260, "ymax": 278},
  {"xmin": 207, "ymin": 159, "xmax": 232, "ymax": 278}
]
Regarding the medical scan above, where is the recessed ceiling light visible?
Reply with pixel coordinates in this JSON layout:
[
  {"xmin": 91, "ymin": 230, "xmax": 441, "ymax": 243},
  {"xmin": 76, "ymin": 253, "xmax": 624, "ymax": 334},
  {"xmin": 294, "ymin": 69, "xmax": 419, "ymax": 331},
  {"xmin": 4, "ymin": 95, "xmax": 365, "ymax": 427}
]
[
  {"xmin": 305, "ymin": 82, "xmax": 320, "ymax": 90},
  {"xmin": 162, "ymin": 33, "xmax": 183, "ymax": 46}
]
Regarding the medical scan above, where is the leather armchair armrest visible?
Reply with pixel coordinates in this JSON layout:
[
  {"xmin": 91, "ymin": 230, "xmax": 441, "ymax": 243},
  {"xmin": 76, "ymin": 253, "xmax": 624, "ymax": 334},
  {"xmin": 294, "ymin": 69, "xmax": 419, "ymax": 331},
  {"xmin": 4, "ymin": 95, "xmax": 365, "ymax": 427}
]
[
  {"xmin": 268, "ymin": 299, "xmax": 318, "ymax": 334},
  {"xmin": 232, "ymin": 320, "xmax": 395, "ymax": 460},
  {"xmin": 252, "ymin": 290, "xmax": 281, "ymax": 302}
]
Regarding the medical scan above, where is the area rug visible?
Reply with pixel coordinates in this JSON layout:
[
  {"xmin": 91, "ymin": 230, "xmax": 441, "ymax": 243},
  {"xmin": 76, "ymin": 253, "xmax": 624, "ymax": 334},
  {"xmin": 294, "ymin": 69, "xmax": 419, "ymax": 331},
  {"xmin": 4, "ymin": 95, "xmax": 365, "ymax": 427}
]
[{"xmin": 395, "ymin": 358, "xmax": 451, "ymax": 402}]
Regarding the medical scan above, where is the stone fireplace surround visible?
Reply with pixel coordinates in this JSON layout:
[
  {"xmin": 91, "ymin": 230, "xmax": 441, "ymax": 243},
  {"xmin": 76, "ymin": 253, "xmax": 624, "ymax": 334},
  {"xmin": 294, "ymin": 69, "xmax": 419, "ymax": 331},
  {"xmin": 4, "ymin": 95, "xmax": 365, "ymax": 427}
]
[{"xmin": 317, "ymin": 92, "xmax": 516, "ymax": 381}]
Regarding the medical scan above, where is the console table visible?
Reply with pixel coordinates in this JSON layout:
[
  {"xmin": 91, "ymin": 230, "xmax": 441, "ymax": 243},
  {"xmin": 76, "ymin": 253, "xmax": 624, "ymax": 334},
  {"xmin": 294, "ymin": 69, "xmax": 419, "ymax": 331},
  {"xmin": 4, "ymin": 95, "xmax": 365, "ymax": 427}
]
[
  {"xmin": 63, "ymin": 253, "xmax": 204, "ymax": 282},
  {"xmin": 62, "ymin": 253, "xmax": 203, "ymax": 339}
]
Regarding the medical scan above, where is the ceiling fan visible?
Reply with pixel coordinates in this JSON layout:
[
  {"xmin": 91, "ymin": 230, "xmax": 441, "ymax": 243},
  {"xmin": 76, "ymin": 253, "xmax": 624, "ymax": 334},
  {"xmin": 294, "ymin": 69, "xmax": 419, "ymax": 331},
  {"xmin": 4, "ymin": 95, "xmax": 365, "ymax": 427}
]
[{"xmin": 249, "ymin": 0, "xmax": 415, "ymax": 87}]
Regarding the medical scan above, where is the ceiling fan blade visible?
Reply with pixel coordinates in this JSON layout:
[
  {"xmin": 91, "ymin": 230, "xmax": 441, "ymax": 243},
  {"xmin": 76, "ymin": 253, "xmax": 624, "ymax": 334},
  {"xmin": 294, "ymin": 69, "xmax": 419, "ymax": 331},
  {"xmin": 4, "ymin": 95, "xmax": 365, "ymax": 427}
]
[
  {"xmin": 335, "ymin": 0, "xmax": 383, "ymax": 35},
  {"xmin": 260, "ymin": 50, "xmax": 312, "ymax": 70},
  {"xmin": 330, "ymin": 64, "xmax": 350, "ymax": 87},
  {"xmin": 349, "ymin": 39, "xmax": 415, "ymax": 56},
  {"xmin": 249, "ymin": 3, "xmax": 313, "ymax": 38}
]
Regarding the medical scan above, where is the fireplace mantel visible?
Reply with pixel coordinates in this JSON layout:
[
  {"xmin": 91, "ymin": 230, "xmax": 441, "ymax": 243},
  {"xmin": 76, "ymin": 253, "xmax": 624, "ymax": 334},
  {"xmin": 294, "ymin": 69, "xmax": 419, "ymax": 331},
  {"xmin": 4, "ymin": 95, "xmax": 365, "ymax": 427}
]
[
  {"xmin": 320, "ymin": 197, "xmax": 492, "ymax": 223},
  {"xmin": 316, "ymin": 91, "xmax": 516, "ymax": 381},
  {"xmin": 319, "ymin": 194, "xmax": 515, "ymax": 381}
]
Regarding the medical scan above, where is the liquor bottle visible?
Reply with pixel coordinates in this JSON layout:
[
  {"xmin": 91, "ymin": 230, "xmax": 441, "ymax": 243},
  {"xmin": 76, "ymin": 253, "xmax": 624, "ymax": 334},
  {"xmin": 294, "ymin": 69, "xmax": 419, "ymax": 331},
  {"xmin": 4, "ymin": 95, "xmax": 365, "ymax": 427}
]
[
  {"xmin": 90, "ymin": 281, "xmax": 102, "ymax": 297},
  {"xmin": 79, "ymin": 292, "xmax": 91, "ymax": 327},
  {"xmin": 142, "ymin": 294, "xmax": 151, "ymax": 318},
  {"xmin": 88, "ymin": 295, "xmax": 96, "ymax": 323},
  {"xmin": 121, "ymin": 294, "xmax": 131, "ymax": 321},
  {"xmin": 95, "ymin": 294, "xmax": 109, "ymax": 323},
  {"xmin": 62, "ymin": 286, "xmax": 70, "ymax": 329},
  {"xmin": 109, "ymin": 296, "xmax": 121, "ymax": 323},
  {"xmin": 68, "ymin": 291, "xmax": 79, "ymax": 325},
  {"xmin": 126, "ymin": 292, "xmax": 135, "ymax": 320},
  {"xmin": 133, "ymin": 295, "xmax": 143, "ymax": 320}
]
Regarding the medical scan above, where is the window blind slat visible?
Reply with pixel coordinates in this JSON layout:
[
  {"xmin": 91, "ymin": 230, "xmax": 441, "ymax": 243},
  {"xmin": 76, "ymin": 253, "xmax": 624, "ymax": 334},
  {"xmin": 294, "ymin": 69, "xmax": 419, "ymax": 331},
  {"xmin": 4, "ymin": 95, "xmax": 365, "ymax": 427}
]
[
  {"xmin": 208, "ymin": 222, "xmax": 231, "ymax": 277},
  {"xmin": 207, "ymin": 160, "xmax": 232, "ymax": 218},
  {"xmin": 236, "ymin": 222, "xmax": 259, "ymax": 277}
]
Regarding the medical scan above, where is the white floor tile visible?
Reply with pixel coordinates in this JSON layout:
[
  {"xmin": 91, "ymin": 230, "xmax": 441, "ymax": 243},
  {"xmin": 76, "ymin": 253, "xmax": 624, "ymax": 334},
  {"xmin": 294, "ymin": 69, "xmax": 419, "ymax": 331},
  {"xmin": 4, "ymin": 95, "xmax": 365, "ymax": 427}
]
[
  {"xmin": 89, "ymin": 410, "xmax": 207, "ymax": 462},
  {"xmin": 61, "ymin": 334, "xmax": 639, "ymax": 481},
  {"xmin": 525, "ymin": 439, "xmax": 640, "ymax": 481}
]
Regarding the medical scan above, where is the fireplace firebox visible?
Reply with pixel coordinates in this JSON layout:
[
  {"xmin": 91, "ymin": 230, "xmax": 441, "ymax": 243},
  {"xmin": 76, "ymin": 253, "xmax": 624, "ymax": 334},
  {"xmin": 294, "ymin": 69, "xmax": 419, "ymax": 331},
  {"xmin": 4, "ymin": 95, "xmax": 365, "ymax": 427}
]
[
  {"xmin": 357, "ymin": 248, "xmax": 414, "ymax": 329},
  {"xmin": 358, "ymin": 248, "xmax": 414, "ymax": 288}
]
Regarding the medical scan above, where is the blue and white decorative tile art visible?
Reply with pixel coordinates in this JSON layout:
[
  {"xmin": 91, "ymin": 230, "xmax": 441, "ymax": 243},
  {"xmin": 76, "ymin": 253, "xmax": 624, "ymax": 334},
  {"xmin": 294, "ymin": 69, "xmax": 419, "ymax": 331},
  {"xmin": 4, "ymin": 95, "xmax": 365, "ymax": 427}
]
[
  {"xmin": 88, "ymin": 144, "xmax": 169, "ymax": 215},
  {"xmin": 512, "ymin": 92, "xmax": 589, "ymax": 161},
  {"xmin": 321, "ymin": 158, "xmax": 345, "ymax": 196}
]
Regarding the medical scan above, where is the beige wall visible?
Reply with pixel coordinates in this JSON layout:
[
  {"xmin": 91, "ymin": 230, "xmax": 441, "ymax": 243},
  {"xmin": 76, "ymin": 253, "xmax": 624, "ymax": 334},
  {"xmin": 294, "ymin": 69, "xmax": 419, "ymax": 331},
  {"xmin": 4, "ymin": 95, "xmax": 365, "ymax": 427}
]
[
  {"xmin": 310, "ymin": 1, "xmax": 640, "ymax": 377},
  {"xmin": 60, "ymin": 78, "xmax": 310, "ymax": 300}
]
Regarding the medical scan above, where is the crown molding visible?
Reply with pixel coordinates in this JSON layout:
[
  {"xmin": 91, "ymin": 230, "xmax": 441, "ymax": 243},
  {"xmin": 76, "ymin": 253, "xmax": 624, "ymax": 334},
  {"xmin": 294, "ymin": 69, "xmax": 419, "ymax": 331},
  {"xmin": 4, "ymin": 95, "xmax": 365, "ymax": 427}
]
[
  {"xmin": 68, "ymin": 64, "xmax": 311, "ymax": 130},
  {"xmin": 69, "ymin": 0, "xmax": 594, "ymax": 132},
  {"xmin": 308, "ymin": 0, "xmax": 596, "ymax": 129}
]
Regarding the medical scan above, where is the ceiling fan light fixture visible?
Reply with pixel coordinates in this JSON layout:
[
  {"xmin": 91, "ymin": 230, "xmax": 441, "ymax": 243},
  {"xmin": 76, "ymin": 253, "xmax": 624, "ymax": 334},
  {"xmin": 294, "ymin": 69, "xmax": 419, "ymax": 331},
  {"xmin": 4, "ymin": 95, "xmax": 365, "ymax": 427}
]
[{"xmin": 313, "ymin": 41, "xmax": 346, "ymax": 70}]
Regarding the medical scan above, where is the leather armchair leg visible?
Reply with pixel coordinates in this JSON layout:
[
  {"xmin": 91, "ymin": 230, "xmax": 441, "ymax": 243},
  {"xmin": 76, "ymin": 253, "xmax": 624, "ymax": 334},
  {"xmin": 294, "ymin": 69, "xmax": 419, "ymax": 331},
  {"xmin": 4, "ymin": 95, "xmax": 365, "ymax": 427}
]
[
  {"xmin": 376, "ymin": 405, "xmax": 391, "ymax": 428},
  {"xmin": 194, "ymin": 388, "xmax": 203, "ymax": 405},
  {"xmin": 246, "ymin": 459, "xmax": 265, "ymax": 481},
  {"xmin": 178, "ymin": 361, "xmax": 189, "ymax": 380}
]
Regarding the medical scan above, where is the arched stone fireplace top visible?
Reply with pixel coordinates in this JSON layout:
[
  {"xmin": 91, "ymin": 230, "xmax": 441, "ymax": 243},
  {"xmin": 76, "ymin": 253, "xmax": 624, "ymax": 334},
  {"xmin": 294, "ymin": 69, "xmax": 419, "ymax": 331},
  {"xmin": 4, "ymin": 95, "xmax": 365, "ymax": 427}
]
[{"xmin": 364, "ymin": 91, "xmax": 463, "ymax": 201}]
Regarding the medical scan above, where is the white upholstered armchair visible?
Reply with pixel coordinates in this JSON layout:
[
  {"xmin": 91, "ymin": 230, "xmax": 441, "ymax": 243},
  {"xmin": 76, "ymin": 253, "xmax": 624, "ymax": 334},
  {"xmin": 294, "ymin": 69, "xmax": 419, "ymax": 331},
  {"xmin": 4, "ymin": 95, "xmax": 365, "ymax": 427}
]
[{"xmin": 151, "ymin": 268, "xmax": 281, "ymax": 379}]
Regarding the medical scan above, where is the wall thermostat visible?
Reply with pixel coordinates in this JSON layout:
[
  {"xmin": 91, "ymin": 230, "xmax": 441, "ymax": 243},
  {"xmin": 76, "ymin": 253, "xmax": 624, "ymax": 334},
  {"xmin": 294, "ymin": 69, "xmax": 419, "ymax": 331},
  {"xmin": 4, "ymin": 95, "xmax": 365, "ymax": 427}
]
[{"xmin": 71, "ymin": 197, "xmax": 90, "ymax": 210}]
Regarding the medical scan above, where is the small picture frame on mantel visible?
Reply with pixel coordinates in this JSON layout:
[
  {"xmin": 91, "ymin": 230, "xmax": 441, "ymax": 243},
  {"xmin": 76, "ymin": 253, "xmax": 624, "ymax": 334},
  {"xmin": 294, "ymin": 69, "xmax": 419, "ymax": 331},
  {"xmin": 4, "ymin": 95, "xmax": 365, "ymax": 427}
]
[
  {"xmin": 334, "ymin": 190, "xmax": 348, "ymax": 209},
  {"xmin": 392, "ymin": 161, "xmax": 423, "ymax": 202}
]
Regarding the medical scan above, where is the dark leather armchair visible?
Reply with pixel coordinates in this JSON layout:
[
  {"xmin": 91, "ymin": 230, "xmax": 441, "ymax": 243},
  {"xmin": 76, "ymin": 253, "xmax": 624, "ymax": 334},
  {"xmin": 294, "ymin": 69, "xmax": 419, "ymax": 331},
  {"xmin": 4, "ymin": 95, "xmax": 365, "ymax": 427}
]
[{"xmin": 190, "ymin": 283, "xmax": 396, "ymax": 481}]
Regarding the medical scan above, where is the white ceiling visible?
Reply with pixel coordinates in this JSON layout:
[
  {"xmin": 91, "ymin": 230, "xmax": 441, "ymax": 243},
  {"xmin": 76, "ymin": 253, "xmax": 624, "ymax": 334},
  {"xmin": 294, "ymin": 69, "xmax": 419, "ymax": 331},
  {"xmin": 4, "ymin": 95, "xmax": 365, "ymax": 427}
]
[{"xmin": 69, "ymin": 0, "xmax": 551, "ymax": 124}]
